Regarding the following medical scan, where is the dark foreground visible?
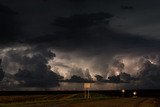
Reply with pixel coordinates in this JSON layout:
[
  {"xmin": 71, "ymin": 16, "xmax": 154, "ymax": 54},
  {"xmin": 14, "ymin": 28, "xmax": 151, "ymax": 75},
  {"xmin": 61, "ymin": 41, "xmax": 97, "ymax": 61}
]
[{"xmin": 0, "ymin": 90, "xmax": 159, "ymax": 107}]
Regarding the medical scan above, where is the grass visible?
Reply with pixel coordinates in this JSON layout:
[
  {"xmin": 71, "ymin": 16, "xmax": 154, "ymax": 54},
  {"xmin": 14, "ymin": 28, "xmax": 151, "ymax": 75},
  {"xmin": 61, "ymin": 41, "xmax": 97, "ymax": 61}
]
[
  {"xmin": 64, "ymin": 98, "xmax": 157, "ymax": 107},
  {"xmin": 0, "ymin": 94, "xmax": 73, "ymax": 107},
  {"xmin": 0, "ymin": 93, "xmax": 105, "ymax": 107},
  {"xmin": 0, "ymin": 93, "xmax": 158, "ymax": 107}
]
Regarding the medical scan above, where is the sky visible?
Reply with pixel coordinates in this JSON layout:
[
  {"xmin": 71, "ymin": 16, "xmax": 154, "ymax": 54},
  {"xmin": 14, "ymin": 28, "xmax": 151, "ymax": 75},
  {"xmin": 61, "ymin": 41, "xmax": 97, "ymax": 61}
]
[{"xmin": 0, "ymin": 0, "xmax": 160, "ymax": 90}]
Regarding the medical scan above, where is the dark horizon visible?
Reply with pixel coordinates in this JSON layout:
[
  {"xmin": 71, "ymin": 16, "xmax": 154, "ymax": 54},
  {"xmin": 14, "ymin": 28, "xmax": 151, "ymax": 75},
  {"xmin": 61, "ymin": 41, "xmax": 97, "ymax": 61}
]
[{"xmin": 0, "ymin": 90, "xmax": 160, "ymax": 98}]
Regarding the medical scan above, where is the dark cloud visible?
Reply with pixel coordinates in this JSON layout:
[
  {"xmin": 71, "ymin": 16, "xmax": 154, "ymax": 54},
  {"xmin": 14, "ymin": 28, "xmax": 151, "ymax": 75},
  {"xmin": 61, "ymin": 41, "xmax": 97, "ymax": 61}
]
[
  {"xmin": 15, "ymin": 68, "xmax": 62, "ymax": 87},
  {"xmin": 137, "ymin": 56, "xmax": 160, "ymax": 89},
  {"xmin": 0, "ymin": 4, "xmax": 20, "ymax": 44},
  {"xmin": 0, "ymin": 1, "xmax": 160, "ymax": 53},
  {"xmin": 1, "ymin": 10, "xmax": 160, "ymax": 89},
  {"xmin": 24, "ymin": 12, "xmax": 160, "ymax": 55},
  {"xmin": 119, "ymin": 72, "xmax": 135, "ymax": 82},
  {"xmin": 95, "ymin": 75, "xmax": 103, "ymax": 81},
  {"xmin": 108, "ymin": 75, "xmax": 121, "ymax": 83},
  {"xmin": 52, "ymin": 12, "xmax": 113, "ymax": 28},
  {"xmin": 15, "ymin": 12, "xmax": 160, "ymax": 88},
  {"xmin": 27, "ymin": 12, "xmax": 113, "ymax": 45},
  {"xmin": 107, "ymin": 72, "xmax": 135, "ymax": 83},
  {"xmin": 68, "ymin": 67, "xmax": 92, "ymax": 80},
  {"xmin": 66, "ymin": 75, "xmax": 92, "ymax": 83},
  {"xmin": 1, "ymin": 45, "xmax": 63, "ymax": 87},
  {"xmin": 104, "ymin": 55, "xmax": 160, "ymax": 89}
]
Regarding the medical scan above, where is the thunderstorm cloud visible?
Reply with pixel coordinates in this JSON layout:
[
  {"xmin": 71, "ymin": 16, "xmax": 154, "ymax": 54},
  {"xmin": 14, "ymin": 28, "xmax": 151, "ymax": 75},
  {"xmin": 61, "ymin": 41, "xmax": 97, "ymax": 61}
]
[{"xmin": 0, "ymin": 0, "xmax": 160, "ymax": 90}]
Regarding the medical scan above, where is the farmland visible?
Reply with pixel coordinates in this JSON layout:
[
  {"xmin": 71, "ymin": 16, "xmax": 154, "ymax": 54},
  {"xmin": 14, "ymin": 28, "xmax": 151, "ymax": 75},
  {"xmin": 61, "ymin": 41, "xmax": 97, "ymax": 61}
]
[{"xmin": 0, "ymin": 91, "xmax": 159, "ymax": 107}]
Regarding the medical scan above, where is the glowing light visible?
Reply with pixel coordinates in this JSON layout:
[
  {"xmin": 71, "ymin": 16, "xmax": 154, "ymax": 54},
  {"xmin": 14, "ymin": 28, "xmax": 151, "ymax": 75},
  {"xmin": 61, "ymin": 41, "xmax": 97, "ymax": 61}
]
[
  {"xmin": 122, "ymin": 89, "xmax": 125, "ymax": 97},
  {"xmin": 122, "ymin": 89, "xmax": 125, "ymax": 93},
  {"xmin": 84, "ymin": 83, "xmax": 91, "ymax": 89},
  {"xmin": 115, "ymin": 71, "xmax": 120, "ymax": 76},
  {"xmin": 133, "ymin": 91, "xmax": 137, "ymax": 96}
]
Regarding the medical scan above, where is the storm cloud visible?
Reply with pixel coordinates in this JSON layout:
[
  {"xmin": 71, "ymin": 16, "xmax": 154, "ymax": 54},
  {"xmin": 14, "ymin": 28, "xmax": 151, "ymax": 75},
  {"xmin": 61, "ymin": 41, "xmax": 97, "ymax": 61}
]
[
  {"xmin": 1, "ymin": 45, "xmax": 63, "ymax": 87},
  {"xmin": 0, "ymin": 0, "xmax": 160, "ymax": 90}
]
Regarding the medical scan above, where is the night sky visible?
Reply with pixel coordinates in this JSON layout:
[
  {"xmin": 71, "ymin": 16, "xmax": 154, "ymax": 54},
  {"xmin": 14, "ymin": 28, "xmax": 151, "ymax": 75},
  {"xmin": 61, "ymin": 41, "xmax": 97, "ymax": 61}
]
[{"xmin": 0, "ymin": 0, "xmax": 160, "ymax": 90}]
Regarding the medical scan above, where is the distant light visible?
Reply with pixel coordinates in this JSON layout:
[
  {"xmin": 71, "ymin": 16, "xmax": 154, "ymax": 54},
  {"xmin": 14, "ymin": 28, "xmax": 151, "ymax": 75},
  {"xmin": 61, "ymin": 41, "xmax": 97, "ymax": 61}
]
[
  {"xmin": 122, "ymin": 89, "xmax": 125, "ymax": 93},
  {"xmin": 133, "ymin": 91, "xmax": 137, "ymax": 96},
  {"xmin": 84, "ymin": 83, "xmax": 91, "ymax": 89}
]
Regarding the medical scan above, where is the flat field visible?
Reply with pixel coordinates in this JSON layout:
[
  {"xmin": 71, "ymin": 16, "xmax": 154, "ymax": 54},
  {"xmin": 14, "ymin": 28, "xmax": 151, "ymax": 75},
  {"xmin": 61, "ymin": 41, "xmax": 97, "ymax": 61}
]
[{"xmin": 0, "ymin": 92, "xmax": 159, "ymax": 107}]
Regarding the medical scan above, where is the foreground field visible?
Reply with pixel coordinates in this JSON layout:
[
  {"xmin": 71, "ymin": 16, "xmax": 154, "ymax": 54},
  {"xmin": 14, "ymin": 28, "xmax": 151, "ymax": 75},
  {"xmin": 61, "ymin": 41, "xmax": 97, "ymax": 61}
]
[
  {"xmin": 0, "ymin": 93, "xmax": 159, "ymax": 107},
  {"xmin": 64, "ymin": 98, "xmax": 159, "ymax": 107}
]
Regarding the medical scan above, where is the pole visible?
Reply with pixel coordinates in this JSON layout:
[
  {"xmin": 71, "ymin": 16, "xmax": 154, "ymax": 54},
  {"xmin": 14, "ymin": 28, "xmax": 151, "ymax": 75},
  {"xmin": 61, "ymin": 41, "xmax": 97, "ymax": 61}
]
[
  {"xmin": 88, "ymin": 88, "xmax": 89, "ymax": 98},
  {"xmin": 84, "ymin": 88, "xmax": 85, "ymax": 98}
]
